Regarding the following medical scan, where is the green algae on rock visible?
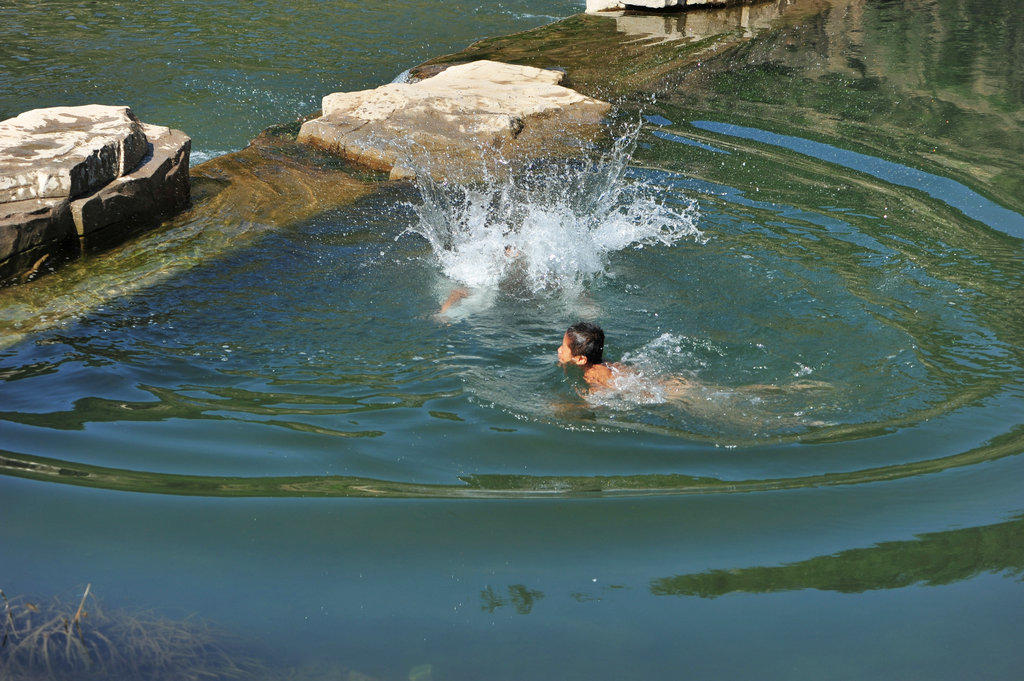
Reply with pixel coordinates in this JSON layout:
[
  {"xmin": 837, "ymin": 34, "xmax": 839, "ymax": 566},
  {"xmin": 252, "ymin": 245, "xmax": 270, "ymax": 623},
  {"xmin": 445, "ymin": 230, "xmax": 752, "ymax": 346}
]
[
  {"xmin": 0, "ymin": 125, "xmax": 376, "ymax": 349},
  {"xmin": 410, "ymin": 3, "xmax": 809, "ymax": 101}
]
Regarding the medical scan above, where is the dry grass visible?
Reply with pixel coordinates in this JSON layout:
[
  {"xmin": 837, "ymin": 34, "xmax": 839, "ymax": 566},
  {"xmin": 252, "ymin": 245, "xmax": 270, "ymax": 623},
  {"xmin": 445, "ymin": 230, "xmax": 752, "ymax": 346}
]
[{"xmin": 0, "ymin": 585, "xmax": 263, "ymax": 681}]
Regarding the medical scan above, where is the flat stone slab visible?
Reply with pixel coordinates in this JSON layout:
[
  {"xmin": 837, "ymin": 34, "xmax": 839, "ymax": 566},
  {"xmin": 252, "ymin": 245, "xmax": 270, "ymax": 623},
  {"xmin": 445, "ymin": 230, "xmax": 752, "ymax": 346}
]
[
  {"xmin": 297, "ymin": 60, "xmax": 611, "ymax": 179},
  {"xmin": 0, "ymin": 107, "xmax": 191, "ymax": 285},
  {"xmin": 0, "ymin": 105, "xmax": 148, "ymax": 203},
  {"xmin": 70, "ymin": 123, "xmax": 191, "ymax": 237}
]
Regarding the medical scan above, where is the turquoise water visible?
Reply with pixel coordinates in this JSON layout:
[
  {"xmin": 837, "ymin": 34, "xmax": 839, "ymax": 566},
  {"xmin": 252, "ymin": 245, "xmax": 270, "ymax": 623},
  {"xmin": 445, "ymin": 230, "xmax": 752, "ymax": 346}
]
[
  {"xmin": 0, "ymin": 0, "xmax": 579, "ymax": 159},
  {"xmin": 2, "ymin": 1, "xmax": 1024, "ymax": 679}
]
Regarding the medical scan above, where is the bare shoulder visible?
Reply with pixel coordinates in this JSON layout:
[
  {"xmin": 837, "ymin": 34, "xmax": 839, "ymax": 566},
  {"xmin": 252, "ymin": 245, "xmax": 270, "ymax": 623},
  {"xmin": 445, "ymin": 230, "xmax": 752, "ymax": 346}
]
[{"xmin": 583, "ymin": 363, "xmax": 616, "ymax": 388}]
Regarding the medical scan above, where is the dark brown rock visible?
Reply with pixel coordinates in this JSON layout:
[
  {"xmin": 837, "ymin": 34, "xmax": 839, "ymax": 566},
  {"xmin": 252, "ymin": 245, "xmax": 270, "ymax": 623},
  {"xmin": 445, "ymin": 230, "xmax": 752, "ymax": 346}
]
[
  {"xmin": 69, "ymin": 125, "xmax": 191, "ymax": 238},
  {"xmin": 0, "ymin": 198, "xmax": 76, "ymax": 262},
  {"xmin": 0, "ymin": 198, "xmax": 78, "ymax": 284}
]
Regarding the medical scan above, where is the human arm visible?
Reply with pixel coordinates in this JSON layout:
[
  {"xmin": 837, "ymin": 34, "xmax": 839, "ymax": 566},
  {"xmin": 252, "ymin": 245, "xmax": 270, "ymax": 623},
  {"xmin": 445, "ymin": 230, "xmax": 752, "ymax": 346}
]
[{"xmin": 438, "ymin": 287, "xmax": 470, "ymax": 314}]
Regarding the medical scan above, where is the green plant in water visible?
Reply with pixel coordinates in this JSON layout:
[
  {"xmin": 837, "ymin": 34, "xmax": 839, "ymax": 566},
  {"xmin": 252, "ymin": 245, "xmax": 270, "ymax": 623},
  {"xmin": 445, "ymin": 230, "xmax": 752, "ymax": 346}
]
[{"xmin": 0, "ymin": 584, "xmax": 263, "ymax": 681}]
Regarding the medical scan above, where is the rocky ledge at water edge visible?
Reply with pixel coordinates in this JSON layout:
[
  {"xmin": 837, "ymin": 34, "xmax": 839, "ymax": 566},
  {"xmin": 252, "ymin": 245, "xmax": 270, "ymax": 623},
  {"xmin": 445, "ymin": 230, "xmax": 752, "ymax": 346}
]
[
  {"xmin": 297, "ymin": 60, "xmax": 612, "ymax": 179},
  {"xmin": 586, "ymin": 0, "xmax": 731, "ymax": 12},
  {"xmin": 0, "ymin": 104, "xmax": 190, "ymax": 283}
]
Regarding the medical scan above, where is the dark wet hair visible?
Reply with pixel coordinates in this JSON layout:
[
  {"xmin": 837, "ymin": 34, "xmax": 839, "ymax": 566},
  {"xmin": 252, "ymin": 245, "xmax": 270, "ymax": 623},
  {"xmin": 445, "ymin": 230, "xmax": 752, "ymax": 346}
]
[{"xmin": 566, "ymin": 322, "xmax": 604, "ymax": 365}]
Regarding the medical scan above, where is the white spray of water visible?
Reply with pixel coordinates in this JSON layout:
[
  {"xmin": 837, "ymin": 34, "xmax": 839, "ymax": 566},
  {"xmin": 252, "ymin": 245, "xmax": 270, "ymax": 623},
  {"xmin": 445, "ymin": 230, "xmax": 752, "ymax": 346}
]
[
  {"xmin": 404, "ymin": 125, "xmax": 703, "ymax": 296},
  {"xmin": 586, "ymin": 366, "xmax": 669, "ymax": 407},
  {"xmin": 619, "ymin": 332, "xmax": 728, "ymax": 372},
  {"xmin": 587, "ymin": 333, "xmax": 703, "ymax": 407}
]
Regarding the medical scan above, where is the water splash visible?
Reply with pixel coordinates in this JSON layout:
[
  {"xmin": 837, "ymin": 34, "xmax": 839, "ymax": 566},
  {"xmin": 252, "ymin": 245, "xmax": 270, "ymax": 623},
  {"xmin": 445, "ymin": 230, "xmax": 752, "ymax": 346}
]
[
  {"xmin": 585, "ymin": 366, "xmax": 669, "ymax": 407},
  {"xmin": 582, "ymin": 333, "xmax": 713, "ymax": 408},
  {"xmin": 404, "ymin": 124, "xmax": 703, "ymax": 297},
  {"xmin": 619, "ymin": 332, "xmax": 716, "ymax": 372},
  {"xmin": 580, "ymin": 333, "xmax": 699, "ymax": 407}
]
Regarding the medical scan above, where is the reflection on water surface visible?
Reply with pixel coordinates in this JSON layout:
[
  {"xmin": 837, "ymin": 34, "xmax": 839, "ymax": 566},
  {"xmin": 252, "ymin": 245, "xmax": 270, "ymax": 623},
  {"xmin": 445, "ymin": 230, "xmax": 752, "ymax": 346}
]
[
  {"xmin": 652, "ymin": 512, "xmax": 1024, "ymax": 597},
  {"xmin": 615, "ymin": 0, "xmax": 793, "ymax": 43}
]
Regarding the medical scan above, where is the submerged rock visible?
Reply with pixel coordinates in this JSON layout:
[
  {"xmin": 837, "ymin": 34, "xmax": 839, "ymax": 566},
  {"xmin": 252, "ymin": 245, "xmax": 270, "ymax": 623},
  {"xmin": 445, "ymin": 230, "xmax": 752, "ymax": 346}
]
[
  {"xmin": 190, "ymin": 126, "xmax": 374, "ymax": 227},
  {"xmin": 0, "ymin": 123, "xmax": 376, "ymax": 347},
  {"xmin": 297, "ymin": 60, "xmax": 611, "ymax": 179},
  {"xmin": 0, "ymin": 105, "xmax": 190, "ymax": 285},
  {"xmin": 408, "ymin": 664, "xmax": 434, "ymax": 681}
]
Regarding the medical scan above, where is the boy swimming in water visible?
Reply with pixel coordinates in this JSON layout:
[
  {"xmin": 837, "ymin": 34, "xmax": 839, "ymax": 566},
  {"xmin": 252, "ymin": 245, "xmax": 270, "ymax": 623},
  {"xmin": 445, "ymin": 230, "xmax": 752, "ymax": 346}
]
[
  {"xmin": 558, "ymin": 321, "xmax": 828, "ymax": 398},
  {"xmin": 557, "ymin": 321, "xmax": 628, "ymax": 390},
  {"xmin": 557, "ymin": 321, "xmax": 691, "ymax": 396}
]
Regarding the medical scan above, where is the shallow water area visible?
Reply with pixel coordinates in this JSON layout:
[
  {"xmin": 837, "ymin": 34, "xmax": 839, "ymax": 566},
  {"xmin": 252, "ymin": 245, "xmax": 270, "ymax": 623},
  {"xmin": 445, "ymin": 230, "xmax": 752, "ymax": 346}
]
[{"xmin": 2, "ymin": 1, "xmax": 1024, "ymax": 679}]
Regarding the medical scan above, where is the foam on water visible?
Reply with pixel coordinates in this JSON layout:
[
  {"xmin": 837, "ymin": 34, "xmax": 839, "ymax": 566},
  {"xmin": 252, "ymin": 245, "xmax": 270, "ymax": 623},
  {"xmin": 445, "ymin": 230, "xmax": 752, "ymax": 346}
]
[
  {"xmin": 189, "ymin": 148, "xmax": 235, "ymax": 166},
  {"xmin": 585, "ymin": 333, "xmax": 708, "ymax": 409},
  {"xmin": 585, "ymin": 366, "xmax": 669, "ymax": 407},
  {"xmin": 619, "ymin": 332, "xmax": 711, "ymax": 371},
  {"xmin": 404, "ymin": 125, "xmax": 703, "ymax": 298},
  {"xmin": 577, "ymin": 333, "xmax": 693, "ymax": 407}
]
